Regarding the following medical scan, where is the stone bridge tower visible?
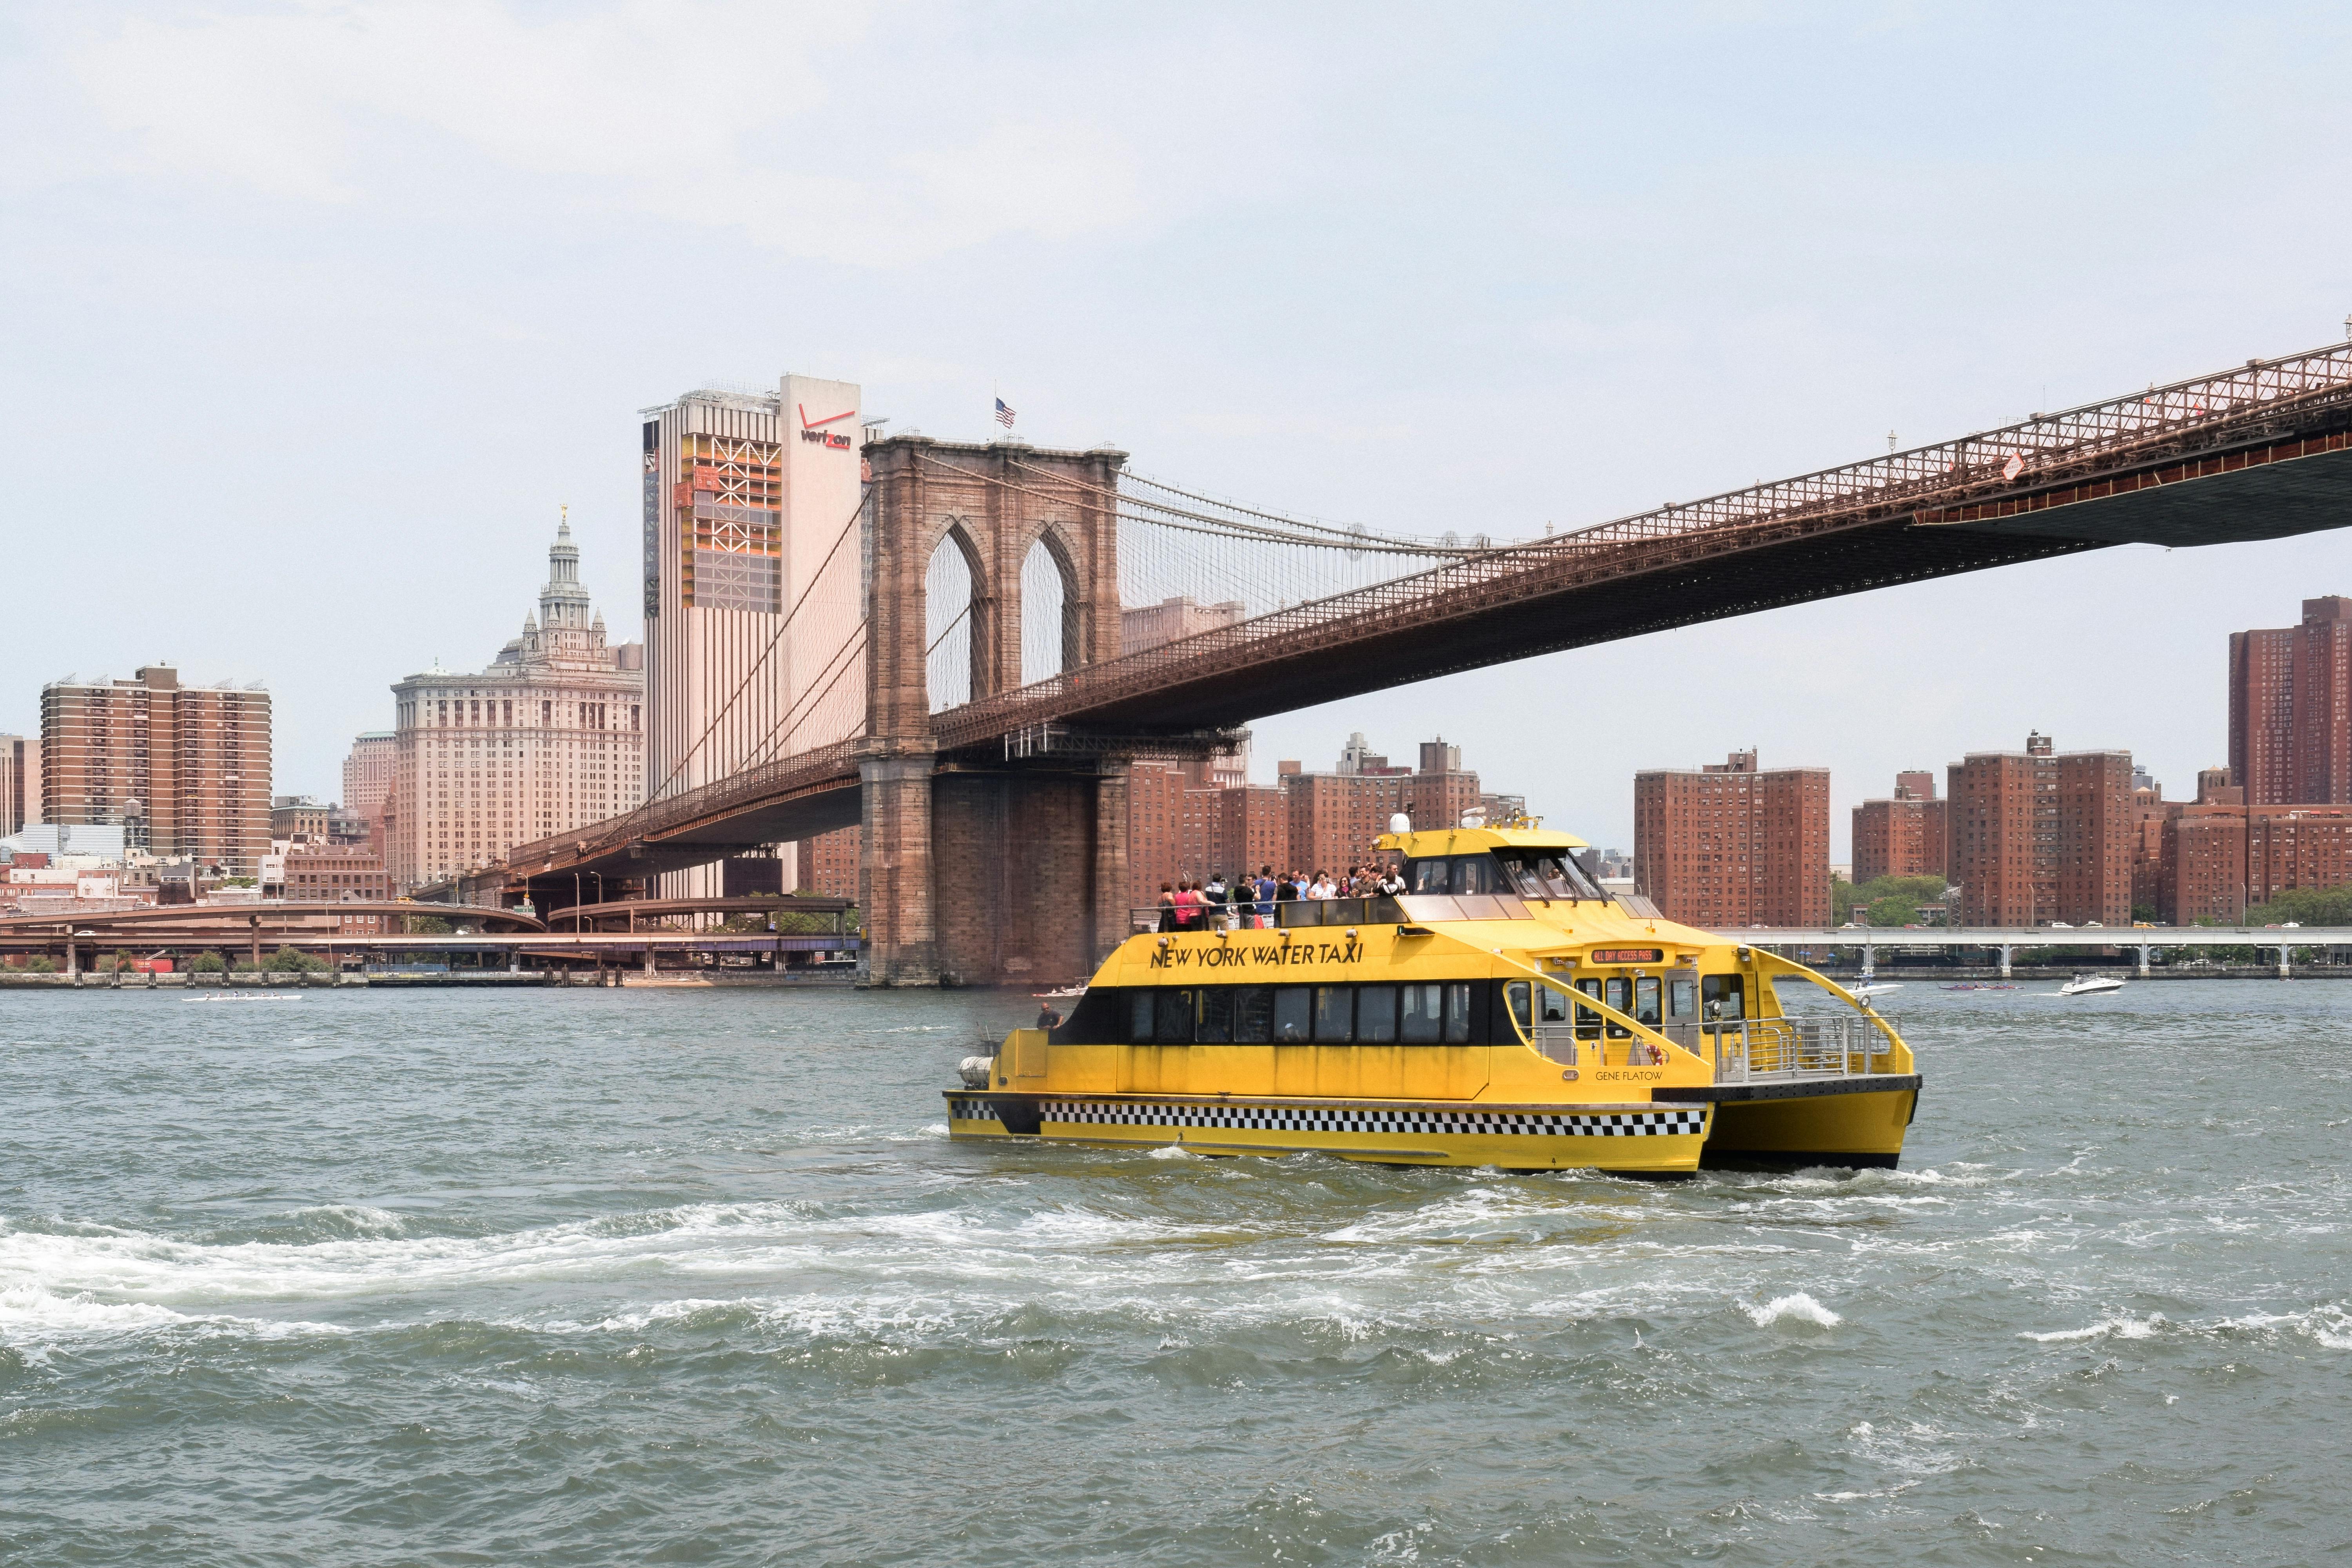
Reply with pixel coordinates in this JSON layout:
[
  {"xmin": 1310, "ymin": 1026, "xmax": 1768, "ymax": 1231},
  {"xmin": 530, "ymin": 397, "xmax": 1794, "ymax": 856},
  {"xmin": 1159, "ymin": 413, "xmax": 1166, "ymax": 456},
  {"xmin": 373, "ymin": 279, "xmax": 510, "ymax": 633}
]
[{"xmin": 859, "ymin": 436, "xmax": 1131, "ymax": 985}]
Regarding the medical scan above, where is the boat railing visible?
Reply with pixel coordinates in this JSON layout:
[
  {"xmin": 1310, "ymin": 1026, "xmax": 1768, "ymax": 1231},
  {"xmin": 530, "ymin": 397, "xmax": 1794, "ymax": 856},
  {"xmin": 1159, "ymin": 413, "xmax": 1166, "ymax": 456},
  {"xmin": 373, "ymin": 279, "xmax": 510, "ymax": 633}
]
[
  {"xmin": 1699, "ymin": 1016, "xmax": 1898, "ymax": 1083},
  {"xmin": 1530, "ymin": 1024, "xmax": 1677, "ymax": 1069},
  {"xmin": 1129, "ymin": 897, "xmax": 1408, "ymax": 933}
]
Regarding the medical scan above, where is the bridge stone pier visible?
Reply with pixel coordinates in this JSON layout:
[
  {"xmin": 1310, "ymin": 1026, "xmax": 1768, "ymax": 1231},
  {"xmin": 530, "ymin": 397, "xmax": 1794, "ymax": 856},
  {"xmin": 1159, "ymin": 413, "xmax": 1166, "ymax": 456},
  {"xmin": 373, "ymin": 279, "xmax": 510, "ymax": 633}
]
[{"xmin": 859, "ymin": 436, "xmax": 1134, "ymax": 986}]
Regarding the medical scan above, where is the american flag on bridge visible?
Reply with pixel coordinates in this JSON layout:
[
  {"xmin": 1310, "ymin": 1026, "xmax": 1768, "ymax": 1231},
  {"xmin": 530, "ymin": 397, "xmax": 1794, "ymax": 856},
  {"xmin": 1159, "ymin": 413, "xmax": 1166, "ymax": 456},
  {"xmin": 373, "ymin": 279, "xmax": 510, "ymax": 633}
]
[{"xmin": 995, "ymin": 397, "xmax": 1016, "ymax": 429}]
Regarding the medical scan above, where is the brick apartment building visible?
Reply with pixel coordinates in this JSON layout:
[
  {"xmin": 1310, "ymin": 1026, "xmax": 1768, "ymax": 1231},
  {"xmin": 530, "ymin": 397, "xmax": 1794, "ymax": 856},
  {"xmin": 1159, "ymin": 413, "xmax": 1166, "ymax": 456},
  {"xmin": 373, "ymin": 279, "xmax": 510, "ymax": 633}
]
[
  {"xmin": 1633, "ymin": 750, "xmax": 1830, "ymax": 927},
  {"xmin": 1945, "ymin": 731, "xmax": 2133, "ymax": 927},
  {"xmin": 2230, "ymin": 595, "xmax": 2352, "ymax": 805},
  {"xmin": 797, "ymin": 823, "xmax": 860, "ymax": 898},
  {"xmin": 39, "ymin": 666, "xmax": 272, "ymax": 877},
  {"xmin": 2154, "ymin": 766, "xmax": 2352, "ymax": 924},
  {"xmin": 1851, "ymin": 769, "xmax": 1947, "ymax": 884}
]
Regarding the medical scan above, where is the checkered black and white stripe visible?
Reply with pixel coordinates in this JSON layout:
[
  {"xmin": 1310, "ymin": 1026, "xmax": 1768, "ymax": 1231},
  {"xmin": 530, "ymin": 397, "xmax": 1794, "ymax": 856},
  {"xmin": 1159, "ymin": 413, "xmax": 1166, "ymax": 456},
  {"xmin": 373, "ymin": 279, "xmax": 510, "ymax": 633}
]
[
  {"xmin": 948, "ymin": 1098, "xmax": 1005, "ymax": 1123},
  {"xmin": 1039, "ymin": 1101, "xmax": 1704, "ymax": 1139}
]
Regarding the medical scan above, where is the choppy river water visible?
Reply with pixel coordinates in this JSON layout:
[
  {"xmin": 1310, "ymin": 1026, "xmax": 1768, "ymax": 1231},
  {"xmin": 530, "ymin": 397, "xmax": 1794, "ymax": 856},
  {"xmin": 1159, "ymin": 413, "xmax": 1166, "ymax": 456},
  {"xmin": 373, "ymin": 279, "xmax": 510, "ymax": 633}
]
[{"xmin": 2, "ymin": 981, "xmax": 2348, "ymax": 1564}]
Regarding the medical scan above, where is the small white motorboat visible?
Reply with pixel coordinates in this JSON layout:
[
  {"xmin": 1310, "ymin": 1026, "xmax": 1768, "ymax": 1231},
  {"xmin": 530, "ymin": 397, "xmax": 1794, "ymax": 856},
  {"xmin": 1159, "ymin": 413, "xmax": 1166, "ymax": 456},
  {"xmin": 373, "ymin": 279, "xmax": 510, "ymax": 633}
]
[
  {"xmin": 1847, "ymin": 981, "xmax": 1903, "ymax": 1000},
  {"xmin": 2057, "ymin": 973, "xmax": 2125, "ymax": 996}
]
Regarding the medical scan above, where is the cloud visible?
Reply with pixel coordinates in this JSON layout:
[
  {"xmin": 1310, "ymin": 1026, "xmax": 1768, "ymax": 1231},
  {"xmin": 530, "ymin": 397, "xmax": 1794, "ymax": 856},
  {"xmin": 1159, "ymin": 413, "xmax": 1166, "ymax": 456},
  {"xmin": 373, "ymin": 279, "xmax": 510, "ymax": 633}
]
[{"xmin": 48, "ymin": 0, "xmax": 1149, "ymax": 261}]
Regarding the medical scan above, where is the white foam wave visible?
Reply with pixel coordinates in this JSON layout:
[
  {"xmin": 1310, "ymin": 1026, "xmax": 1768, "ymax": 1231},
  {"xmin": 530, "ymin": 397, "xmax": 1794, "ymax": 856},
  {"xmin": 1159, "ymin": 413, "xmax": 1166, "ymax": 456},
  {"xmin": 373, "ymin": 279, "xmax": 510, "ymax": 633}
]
[
  {"xmin": 2212, "ymin": 1305, "xmax": 2352, "ymax": 1350},
  {"xmin": 2021, "ymin": 1312, "xmax": 2165, "ymax": 1342},
  {"xmin": 1746, "ymin": 1292, "xmax": 1842, "ymax": 1328},
  {"xmin": 0, "ymin": 1193, "xmax": 1234, "ymax": 1349},
  {"xmin": 0, "ymin": 1283, "xmax": 347, "ymax": 1342},
  {"xmin": 2022, "ymin": 1305, "xmax": 2352, "ymax": 1350}
]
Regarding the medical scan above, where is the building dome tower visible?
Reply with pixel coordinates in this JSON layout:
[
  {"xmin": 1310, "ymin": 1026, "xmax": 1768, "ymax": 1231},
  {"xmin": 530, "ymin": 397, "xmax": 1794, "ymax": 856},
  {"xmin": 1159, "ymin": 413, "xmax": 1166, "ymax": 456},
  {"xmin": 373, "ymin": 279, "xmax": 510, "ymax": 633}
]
[{"xmin": 541, "ymin": 506, "xmax": 594, "ymax": 635}]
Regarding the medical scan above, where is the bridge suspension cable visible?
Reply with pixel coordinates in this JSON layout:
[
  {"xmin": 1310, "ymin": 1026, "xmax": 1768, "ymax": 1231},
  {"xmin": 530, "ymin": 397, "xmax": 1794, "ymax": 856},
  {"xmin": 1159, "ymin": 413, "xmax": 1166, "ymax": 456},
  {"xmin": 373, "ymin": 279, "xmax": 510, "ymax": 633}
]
[
  {"xmin": 913, "ymin": 450, "xmax": 1516, "ymax": 640},
  {"xmin": 529, "ymin": 486, "xmax": 869, "ymax": 866}
]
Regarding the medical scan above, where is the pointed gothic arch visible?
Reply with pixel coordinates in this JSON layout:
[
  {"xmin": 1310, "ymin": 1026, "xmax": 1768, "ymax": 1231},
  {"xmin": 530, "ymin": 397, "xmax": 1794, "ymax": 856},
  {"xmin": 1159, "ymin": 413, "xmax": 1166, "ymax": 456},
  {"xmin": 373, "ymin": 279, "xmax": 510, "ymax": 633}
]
[{"xmin": 925, "ymin": 519, "xmax": 987, "ymax": 711}]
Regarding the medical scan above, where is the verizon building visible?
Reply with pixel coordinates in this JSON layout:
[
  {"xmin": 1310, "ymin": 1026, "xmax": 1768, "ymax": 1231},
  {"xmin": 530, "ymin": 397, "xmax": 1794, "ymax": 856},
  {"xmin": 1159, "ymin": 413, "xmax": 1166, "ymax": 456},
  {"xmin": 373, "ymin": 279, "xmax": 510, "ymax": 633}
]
[{"xmin": 639, "ymin": 375, "xmax": 866, "ymax": 893}]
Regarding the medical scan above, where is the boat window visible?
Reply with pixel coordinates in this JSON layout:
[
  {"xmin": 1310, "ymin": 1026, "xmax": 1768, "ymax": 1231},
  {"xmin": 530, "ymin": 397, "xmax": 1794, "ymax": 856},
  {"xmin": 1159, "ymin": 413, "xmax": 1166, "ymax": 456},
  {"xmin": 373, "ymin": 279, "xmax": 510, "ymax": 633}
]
[
  {"xmin": 1670, "ymin": 978, "xmax": 1697, "ymax": 1019},
  {"xmin": 1400, "ymin": 983, "xmax": 1443, "ymax": 1042},
  {"xmin": 1279, "ymin": 898, "xmax": 1322, "ymax": 928},
  {"xmin": 1410, "ymin": 858, "xmax": 1450, "ymax": 895},
  {"xmin": 1196, "ymin": 987, "xmax": 1234, "ymax": 1044},
  {"xmin": 1129, "ymin": 990, "xmax": 1155, "ymax": 1044},
  {"xmin": 1702, "ymin": 973, "xmax": 1745, "ymax": 1022},
  {"xmin": 1505, "ymin": 980, "xmax": 1532, "ymax": 1033},
  {"xmin": 1049, "ymin": 987, "xmax": 1122, "ymax": 1045},
  {"xmin": 1357, "ymin": 985, "xmax": 1398, "ymax": 1042},
  {"xmin": 1312, "ymin": 985, "xmax": 1354, "ymax": 1042},
  {"xmin": 1635, "ymin": 976, "xmax": 1662, "ymax": 1028},
  {"xmin": 1273, "ymin": 986, "xmax": 1312, "ymax": 1042},
  {"xmin": 1445, "ymin": 982, "xmax": 1472, "ymax": 1042},
  {"xmin": 1539, "ymin": 855, "xmax": 1603, "ymax": 900},
  {"xmin": 1494, "ymin": 855, "xmax": 1546, "ymax": 898},
  {"xmin": 1327, "ymin": 898, "xmax": 1365, "ymax": 927},
  {"xmin": 1451, "ymin": 856, "xmax": 1495, "ymax": 894},
  {"xmin": 1603, "ymin": 976, "xmax": 1633, "ymax": 1038},
  {"xmin": 1368, "ymin": 895, "xmax": 1405, "ymax": 924},
  {"xmin": 1575, "ymin": 978, "xmax": 1603, "ymax": 1040},
  {"xmin": 1155, "ymin": 988, "xmax": 1194, "ymax": 1044},
  {"xmin": 1537, "ymin": 985, "xmax": 1570, "ymax": 1026},
  {"xmin": 1233, "ymin": 985, "xmax": 1274, "ymax": 1044}
]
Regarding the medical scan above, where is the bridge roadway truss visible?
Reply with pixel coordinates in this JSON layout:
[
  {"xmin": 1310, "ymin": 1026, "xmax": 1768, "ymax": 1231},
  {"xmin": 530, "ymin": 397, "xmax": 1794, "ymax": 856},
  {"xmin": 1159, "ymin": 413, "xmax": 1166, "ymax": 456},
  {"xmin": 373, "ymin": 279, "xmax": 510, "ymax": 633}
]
[{"xmin": 494, "ymin": 342, "xmax": 2352, "ymax": 986}]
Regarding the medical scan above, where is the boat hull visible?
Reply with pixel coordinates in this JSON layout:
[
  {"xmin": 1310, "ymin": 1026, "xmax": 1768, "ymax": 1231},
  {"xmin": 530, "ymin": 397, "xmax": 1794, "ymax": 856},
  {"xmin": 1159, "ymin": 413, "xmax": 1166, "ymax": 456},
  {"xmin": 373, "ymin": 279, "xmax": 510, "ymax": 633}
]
[
  {"xmin": 947, "ymin": 1092, "xmax": 1713, "ymax": 1174},
  {"xmin": 1684, "ymin": 1076, "xmax": 1921, "ymax": 1169}
]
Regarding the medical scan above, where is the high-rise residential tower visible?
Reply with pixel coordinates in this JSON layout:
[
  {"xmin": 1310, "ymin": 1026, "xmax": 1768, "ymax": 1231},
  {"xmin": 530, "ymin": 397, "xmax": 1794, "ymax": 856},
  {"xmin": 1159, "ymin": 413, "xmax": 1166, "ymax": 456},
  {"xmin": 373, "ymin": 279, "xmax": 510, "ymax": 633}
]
[
  {"xmin": 639, "ymin": 375, "xmax": 866, "ymax": 894},
  {"xmin": 0, "ymin": 735, "xmax": 36, "ymax": 836},
  {"xmin": 1945, "ymin": 731, "xmax": 2133, "ymax": 927},
  {"xmin": 388, "ymin": 519, "xmax": 645, "ymax": 890},
  {"xmin": 1851, "ymin": 770, "xmax": 1947, "ymax": 885},
  {"xmin": 2229, "ymin": 595, "xmax": 2352, "ymax": 805},
  {"xmin": 38, "ymin": 667, "xmax": 272, "ymax": 875},
  {"xmin": 1633, "ymin": 750, "xmax": 1831, "ymax": 928}
]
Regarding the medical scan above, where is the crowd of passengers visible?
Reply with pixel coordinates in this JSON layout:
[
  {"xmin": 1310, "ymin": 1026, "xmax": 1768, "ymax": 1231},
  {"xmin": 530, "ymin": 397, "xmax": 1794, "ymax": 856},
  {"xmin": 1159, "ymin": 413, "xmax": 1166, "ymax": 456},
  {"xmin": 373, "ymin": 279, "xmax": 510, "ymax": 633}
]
[
  {"xmin": 1155, "ymin": 864, "xmax": 1404, "ymax": 932},
  {"xmin": 1152, "ymin": 848, "xmax": 1601, "ymax": 933}
]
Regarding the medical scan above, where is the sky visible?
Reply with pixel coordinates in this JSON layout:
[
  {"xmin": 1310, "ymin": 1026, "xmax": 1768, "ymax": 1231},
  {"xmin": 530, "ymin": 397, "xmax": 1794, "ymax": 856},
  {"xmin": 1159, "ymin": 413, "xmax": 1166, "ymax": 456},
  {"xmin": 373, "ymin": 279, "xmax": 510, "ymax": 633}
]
[{"xmin": 5, "ymin": 1, "xmax": 2352, "ymax": 859}]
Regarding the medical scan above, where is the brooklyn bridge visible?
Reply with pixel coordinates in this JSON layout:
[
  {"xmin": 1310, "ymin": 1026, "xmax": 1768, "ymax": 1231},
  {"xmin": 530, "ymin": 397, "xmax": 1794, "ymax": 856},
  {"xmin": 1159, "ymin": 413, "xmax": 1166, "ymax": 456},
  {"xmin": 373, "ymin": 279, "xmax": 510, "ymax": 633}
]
[{"xmin": 482, "ymin": 342, "xmax": 2352, "ymax": 985}]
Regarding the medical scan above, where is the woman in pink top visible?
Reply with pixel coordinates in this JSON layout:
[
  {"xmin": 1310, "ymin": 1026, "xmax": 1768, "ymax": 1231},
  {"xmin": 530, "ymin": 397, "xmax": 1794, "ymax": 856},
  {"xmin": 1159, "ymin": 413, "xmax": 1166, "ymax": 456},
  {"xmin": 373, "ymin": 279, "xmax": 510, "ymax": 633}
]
[{"xmin": 1174, "ymin": 878, "xmax": 1203, "ymax": 929}]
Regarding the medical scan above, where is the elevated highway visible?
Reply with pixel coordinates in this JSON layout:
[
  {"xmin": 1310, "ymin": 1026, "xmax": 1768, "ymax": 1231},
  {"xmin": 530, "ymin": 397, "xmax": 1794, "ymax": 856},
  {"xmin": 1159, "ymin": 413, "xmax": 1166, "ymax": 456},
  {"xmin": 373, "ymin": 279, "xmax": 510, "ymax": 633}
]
[{"xmin": 1742, "ymin": 926, "xmax": 2352, "ymax": 978}]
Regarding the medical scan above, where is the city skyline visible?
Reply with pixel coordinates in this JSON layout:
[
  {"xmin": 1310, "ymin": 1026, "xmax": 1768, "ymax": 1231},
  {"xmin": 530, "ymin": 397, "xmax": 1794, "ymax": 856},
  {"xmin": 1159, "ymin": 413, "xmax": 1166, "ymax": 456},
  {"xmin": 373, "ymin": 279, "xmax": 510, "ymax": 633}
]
[
  {"xmin": 0, "ymin": 497, "xmax": 2329, "ymax": 866},
  {"xmin": 7, "ymin": 7, "xmax": 2352, "ymax": 860}
]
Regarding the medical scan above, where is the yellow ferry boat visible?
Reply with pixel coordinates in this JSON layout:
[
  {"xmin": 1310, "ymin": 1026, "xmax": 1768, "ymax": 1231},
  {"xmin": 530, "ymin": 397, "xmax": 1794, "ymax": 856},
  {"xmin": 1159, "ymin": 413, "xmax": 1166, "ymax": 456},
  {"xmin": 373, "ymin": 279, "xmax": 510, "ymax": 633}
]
[{"xmin": 946, "ymin": 818, "xmax": 1919, "ymax": 1175}]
